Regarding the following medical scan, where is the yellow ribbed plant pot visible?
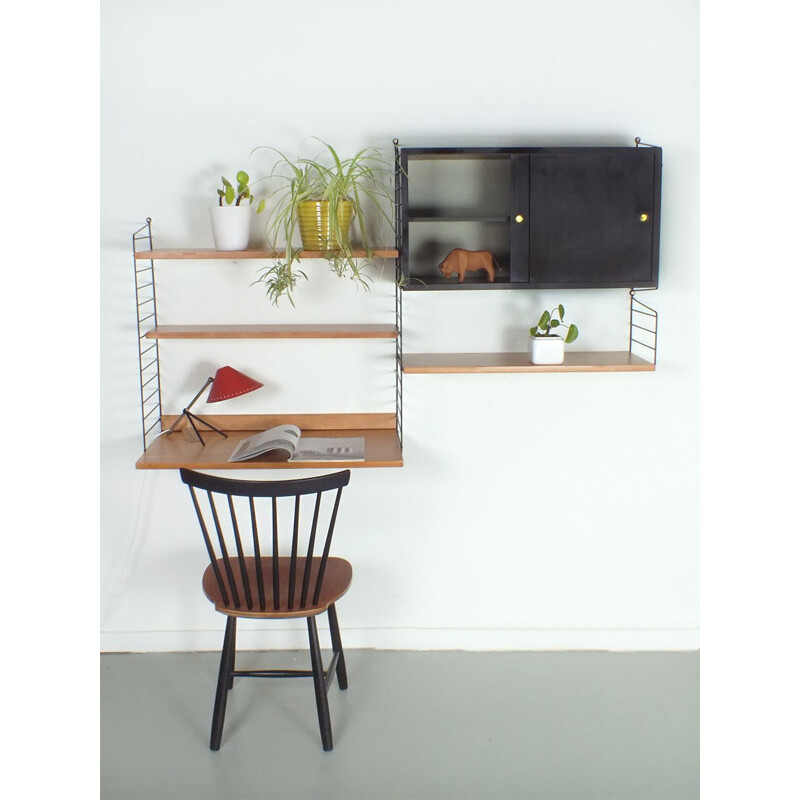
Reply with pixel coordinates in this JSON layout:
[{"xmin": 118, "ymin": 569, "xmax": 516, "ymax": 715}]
[{"xmin": 297, "ymin": 200, "xmax": 354, "ymax": 250}]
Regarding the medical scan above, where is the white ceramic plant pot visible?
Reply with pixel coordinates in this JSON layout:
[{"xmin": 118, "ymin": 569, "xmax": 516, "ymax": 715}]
[
  {"xmin": 530, "ymin": 335, "xmax": 565, "ymax": 365},
  {"xmin": 209, "ymin": 205, "xmax": 251, "ymax": 251}
]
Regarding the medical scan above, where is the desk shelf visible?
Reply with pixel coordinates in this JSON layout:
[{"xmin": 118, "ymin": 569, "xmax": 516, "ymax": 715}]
[
  {"xmin": 136, "ymin": 414, "xmax": 402, "ymax": 469},
  {"xmin": 402, "ymin": 351, "xmax": 655, "ymax": 374}
]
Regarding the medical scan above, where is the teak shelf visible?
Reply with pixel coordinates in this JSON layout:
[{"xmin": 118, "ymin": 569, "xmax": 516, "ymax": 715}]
[
  {"xmin": 145, "ymin": 324, "xmax": 398, "ymax": 340},
  {"xmin": 135, "ymin": 414, "xmax": 403, "ymax": 470},
  {"xmin": 134, "ymin": 248, "xmax": 399, "ymax": 260},
  {"xmin": 402, "ymin": 351, "xmax": 655, "ymax": 373}
]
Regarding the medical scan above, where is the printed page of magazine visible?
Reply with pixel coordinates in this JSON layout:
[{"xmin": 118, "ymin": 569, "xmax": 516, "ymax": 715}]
[{"xmin": 292, "ymin": 436, "xmax": 365, "ymax": 462}]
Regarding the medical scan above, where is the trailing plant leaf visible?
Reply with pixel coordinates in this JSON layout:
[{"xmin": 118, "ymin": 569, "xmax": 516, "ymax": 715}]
[
  {"xmin": 565, "ymin": 324, "xmax": 579, "ymax": 343},
  {"xmin": 558, "ymin": 304, "xmax": 565, "ymax": 319},
  {"xmin": 253, "ymin": 261, "xmax": 307, "ymax": 307},
  {"xmin": 396, "ymin": 272, "xmax": 429, "ymax": 289}
]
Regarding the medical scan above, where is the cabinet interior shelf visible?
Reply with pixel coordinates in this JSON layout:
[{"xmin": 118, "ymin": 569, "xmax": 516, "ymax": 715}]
[
  {"xmin": 402, "ymin": 278, "xmax": 513, "ymax": 290},
  {"xmin": 145, "ymin": 324, "xmax": 398, "ymax": 340},
  {"xmin": 407, "ymin": 214, "xmax": 510, "ymax": 223},
  {"xmin": 402, "ymin": 351, "xmax": 655, "ymax": 373},
  {"xmin": 135, "ymin": 247, "xmax": 399, "ymax": 260},
  {"xmin": 136, "ymin": 414, "xmax": 403, "ymax": 470}
]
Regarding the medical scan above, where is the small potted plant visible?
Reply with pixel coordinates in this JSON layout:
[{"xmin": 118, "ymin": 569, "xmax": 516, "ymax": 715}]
[
  {"xmin": 252, "ymin": 139, "xmax": 395, "ymax": 304},
  {"xmin": 209, "ymin": 170, "xmax": 265, "ymax": 251},
  {"xmin": 529, "ymin": 305, "xmax": 579, "ymax": 364}
]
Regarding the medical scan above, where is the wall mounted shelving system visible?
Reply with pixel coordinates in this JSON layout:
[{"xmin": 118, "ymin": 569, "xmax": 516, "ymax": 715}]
[{"xmin": 132, "ymin": 139, "xmax": 659, "ymax": 469}]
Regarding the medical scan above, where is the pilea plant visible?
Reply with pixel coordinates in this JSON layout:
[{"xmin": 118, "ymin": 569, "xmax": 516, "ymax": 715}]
[
  {"xmin": 217, "ymin": 170, "xmax": 266, "ymax": 212},
  {"xmin": 530, "ymin": 305, "xmax": 579, "ymax": 343}
]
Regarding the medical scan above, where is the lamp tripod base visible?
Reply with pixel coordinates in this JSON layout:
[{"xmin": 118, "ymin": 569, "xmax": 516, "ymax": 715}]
[{"xmin": 166, "ymin": 409, "xmax": 228, "ymax": 447}]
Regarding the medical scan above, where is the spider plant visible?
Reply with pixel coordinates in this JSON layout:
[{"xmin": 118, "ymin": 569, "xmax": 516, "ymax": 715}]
[
  {"xmin": 253, "ymin": 261, "xmax": 308, "ymax": 307},
  {"xmin": 251, "ymin": 139, "xmax": 395, "ymax": 305}
]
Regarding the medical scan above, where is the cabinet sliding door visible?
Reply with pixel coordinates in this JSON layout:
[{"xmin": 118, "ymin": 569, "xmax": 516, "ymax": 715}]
[{"xmin": 528, "ymin": 149, "xmax": 660, "ymax": 288}]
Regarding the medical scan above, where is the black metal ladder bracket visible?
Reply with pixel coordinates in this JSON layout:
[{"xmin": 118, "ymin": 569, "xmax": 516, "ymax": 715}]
[
  {"xmin": 133, "ymin": 218, "xmax": 163, "ymax": 451},
  {"xmin": 629, "ymin": 287, "xmax": 658, "ymax": 365},
  {"xmin": 393, "ymin": 138, "xmax": 403, "ymax": 452}
]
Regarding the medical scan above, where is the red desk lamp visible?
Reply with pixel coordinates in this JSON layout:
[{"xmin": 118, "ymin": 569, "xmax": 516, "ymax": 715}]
[{"xmin": 166, "ymin": 366, "xmax": 263, "ymax": 446}]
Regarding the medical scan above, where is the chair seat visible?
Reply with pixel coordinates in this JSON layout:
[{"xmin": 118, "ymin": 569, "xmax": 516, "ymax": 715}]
[{"xmin": 203, "ymin": 556, "xmax": 352, "ymax": 619}]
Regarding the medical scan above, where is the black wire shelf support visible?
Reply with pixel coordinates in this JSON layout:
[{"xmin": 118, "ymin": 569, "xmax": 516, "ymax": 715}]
[
  {"xmin": 629, "ymin": 287, "xmax": 658, "ymax": 366},
  {"xmin": 393, "ymin": 138, "xmax": 404, "ymax": 452},
  {"xmin": 133, "ymin": 218, "xmax": 163, "ymax": 451}
]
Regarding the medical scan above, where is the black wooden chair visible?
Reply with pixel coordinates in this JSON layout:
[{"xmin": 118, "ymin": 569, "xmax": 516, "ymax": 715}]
[{"xmin": 179, "ymin": 467, "xmax": 352, "ymax": 751}]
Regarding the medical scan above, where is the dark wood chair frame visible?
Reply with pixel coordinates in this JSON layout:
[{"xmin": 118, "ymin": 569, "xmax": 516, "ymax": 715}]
[{"xmin": 180, "ymin": 467, "xmax": 352, "ymax": 752}]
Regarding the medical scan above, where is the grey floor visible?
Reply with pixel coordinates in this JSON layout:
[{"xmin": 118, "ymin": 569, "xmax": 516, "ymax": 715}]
[{"xmin": 101, "ymin": 649, "xmax": 699, "ymax": 800}]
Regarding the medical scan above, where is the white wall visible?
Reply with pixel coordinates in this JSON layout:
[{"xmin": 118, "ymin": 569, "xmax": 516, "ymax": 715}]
[{"xmin": 100, "ymin": 0, "xmax": 699, "ymax": 652}]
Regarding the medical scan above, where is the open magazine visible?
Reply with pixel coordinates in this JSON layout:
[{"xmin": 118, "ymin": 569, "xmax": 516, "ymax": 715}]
[{"xmin": 228, "ymin": 424, "xmax": 365, "ymax": 463}]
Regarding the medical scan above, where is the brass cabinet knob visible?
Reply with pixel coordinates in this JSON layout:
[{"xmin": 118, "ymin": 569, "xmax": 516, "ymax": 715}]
[
  {"xmin": 640, "ymin": 213, "xmax": 649, "ymax": 222},
  {"xmin": 515, "ymin": 214, "xmax": 524, "ymax": 223}
]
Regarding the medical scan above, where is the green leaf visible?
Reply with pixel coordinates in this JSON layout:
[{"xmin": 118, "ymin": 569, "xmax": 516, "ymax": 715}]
[
  {"xmin": 558, "ymin": 304, "xmax": 565, "ymax": 320},
  {"xmin": 236, "ymin": 170, "xmax": 249, "ymax": 186},
  {"xmin": 224, "ymin": 185, "xmax": 235, "ymax": 204},
  {"xmin": 565, "ymin": 324, "xmax": 579, "ymax": 344},
  {"xmin": 538, "ymin": 310, "xmax": 550, "ymax": 330},
  {"xmin": 256, "ymin": 198, "xmax": 266, "ymax": 214},
  {"xmin": 221, "ymin": 176, "xmax": 232, "ymax": 188},
  {"xmin": 551, "ymin": 319, "xmax": 560, "ymax": 328}
]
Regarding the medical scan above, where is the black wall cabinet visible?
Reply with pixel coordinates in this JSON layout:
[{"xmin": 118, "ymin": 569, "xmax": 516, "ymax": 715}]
[{"xmin": 399, "ymin": 145, "xmax": 662, "ymax": 290}]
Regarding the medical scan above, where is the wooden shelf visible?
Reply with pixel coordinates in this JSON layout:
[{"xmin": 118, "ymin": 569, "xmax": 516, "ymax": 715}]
[
  {"xmin": 136, "ymin": 414, "xmax": 403, "ymax": 470},
  {"xmin": 402, "ymin": 351, "xmax": 655, "ymax": 373},
  {"xmin": 134, "ymin": 247, "xmax": 399, "ymax": 260},
  {"xmin": 145, "ymin": 324, "xmax": 398, "ymax": 340}
]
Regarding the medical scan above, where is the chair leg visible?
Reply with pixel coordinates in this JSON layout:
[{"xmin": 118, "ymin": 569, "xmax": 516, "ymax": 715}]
[
  {"xmin": 307, "ymin": 616, "xmax": 333, "ymax": 751},
  {"xmin": 210, "ymin": 616, "xmax": 236, "ymax": 751},
  {"xmin": 327, "ymin": 604, "xmax": 348, "ymax": 690},
  {"xmin": 228, "ymin": 618, "xmax": 236, "ymax": 690}
]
